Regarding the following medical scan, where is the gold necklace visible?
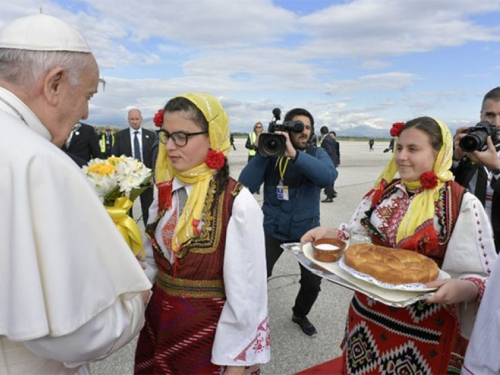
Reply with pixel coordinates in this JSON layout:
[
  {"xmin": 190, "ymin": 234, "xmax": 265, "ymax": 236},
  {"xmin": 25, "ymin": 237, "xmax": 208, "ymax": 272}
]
[{"xmin": 0, "ymin": 95, "xmax": 28, "ymax": 125}]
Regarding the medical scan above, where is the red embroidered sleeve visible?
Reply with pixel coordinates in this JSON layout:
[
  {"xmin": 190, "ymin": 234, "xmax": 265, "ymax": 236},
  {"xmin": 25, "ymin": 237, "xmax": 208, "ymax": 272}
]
[{"xmin": 462, "ymin": 277, "xmax": 486, "ymax": 305}]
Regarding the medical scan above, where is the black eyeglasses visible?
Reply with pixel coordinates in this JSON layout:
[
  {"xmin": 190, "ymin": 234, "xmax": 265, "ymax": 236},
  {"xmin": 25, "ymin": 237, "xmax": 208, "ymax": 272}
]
[{"xmin": 158, "ymin": 129, "xmax": 208, "ymax": 147}]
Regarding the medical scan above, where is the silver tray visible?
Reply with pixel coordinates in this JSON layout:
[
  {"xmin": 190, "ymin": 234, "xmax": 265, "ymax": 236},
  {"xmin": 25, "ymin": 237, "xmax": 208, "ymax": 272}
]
[{"xmin": 282, "ymin": 242, "xmax": 440, "ymax": 307}]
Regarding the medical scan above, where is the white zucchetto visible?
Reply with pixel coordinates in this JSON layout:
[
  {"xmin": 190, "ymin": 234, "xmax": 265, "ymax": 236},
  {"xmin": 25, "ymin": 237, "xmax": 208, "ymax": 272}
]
[{"xmin": 0, "ymin": 14, "xmax": 91, "ymax": 52}]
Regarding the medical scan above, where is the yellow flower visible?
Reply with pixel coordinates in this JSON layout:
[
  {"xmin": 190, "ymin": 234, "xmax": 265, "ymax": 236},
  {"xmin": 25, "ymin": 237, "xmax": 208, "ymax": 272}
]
[
  {"xmin": 88, "ymin": 162, "xmax": 116, "ymax": 176},
  {"xmin": 108, "ymin": 156, "xmax": 126, "ymax": 165}
]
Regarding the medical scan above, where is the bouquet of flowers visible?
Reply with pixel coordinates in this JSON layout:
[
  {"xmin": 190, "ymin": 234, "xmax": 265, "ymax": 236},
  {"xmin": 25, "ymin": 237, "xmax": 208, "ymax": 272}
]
[{"xmin": 83, "ymin": 156, "xmax": 153, "ymax": 257}]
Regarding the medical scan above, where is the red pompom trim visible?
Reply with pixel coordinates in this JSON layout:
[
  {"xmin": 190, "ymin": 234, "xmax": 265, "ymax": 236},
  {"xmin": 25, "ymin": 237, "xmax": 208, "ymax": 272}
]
[
  {"xmin": 370, "ymin": 182, "xmax": 385, "ymax": 205},
  {"xmin": 390, "ymin": 122, "xmax": 405, "ymax": 137},
  {"xmin": 157, "ymin": 180, "xmax": 172, "ymax": 213},
  {"xmin": 153, "ymin": 109, "xmax": 164, "ymax": 127},
  {"xmin": 192, "ymin": 219, "xmax": 201, "ymax": 236},
  {"xmin": 205, "ymin": 150, "xmax": 225, "ymax": 170},
  {"xmin": 420, "ymin": 171, "xmax": 438, "ymax": 189}
]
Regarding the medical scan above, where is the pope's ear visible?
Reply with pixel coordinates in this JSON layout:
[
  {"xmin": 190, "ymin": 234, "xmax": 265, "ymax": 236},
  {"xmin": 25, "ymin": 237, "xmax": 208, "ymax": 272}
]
[{"xmin": 43, "ymin": 67, "xmax": 65, "ymax": 105}]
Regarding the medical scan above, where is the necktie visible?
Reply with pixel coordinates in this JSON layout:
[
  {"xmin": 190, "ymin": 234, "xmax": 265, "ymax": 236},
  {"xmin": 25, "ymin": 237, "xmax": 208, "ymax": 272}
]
[
  {"xmin": 178, "ymin": 187, "xmax": 187, "ymax": 216},
  {"xmin": 133, "ymin": 131, "xmax": 141, "ymax": 161}
]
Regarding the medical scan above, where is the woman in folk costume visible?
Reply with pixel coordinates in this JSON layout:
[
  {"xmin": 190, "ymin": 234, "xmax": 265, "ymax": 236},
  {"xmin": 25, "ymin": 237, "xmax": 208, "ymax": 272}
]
[
  {"xmin": 302, "ymin": 117, "xmax": 497, "ymax": 374},
  {"xmin": 134, "ymin": 93, "xmax": 270, "ymax": 375}
]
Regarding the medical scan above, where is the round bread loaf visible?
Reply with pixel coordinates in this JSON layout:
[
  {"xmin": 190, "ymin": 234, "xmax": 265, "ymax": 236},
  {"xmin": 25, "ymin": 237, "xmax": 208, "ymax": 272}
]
[{"xmin": 344, "ymin": 243, "xmax": 439, "ymax": 285}]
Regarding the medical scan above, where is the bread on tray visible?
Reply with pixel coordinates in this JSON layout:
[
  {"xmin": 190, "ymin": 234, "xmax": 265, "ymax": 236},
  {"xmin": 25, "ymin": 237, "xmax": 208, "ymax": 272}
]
[{"xmin": 344, "ymin": 243, "xmax": 439, "ymax": 285}]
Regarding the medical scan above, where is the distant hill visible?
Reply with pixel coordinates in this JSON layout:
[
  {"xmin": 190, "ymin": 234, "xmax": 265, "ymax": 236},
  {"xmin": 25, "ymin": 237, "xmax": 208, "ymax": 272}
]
[
  {"xmin": 231, "ymin": 126, "xmax": 391, "ymax": 139},
  {"xmin": 334, "ymin": 125, "xmax": 391, "ymax": 139},
  {"xmin": 92, "ymin": 122, "xmax": 460, "ymax": 138}
]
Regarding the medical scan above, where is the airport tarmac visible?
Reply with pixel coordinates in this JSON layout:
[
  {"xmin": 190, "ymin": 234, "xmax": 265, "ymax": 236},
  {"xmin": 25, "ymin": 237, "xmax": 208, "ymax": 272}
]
[{"xmin": 91, "ymin": 137, "xmax": 392, "ymax": 375}]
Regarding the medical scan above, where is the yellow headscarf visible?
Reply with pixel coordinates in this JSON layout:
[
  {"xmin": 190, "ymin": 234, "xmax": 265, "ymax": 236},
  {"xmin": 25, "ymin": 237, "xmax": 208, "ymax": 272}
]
[
  {"xmin": 372, "ymin": 118, "xmax": 453, "ymax": 245},
  {"xmin": 155, "ymin": 93, "xmax": 231, "ymax": 252}
]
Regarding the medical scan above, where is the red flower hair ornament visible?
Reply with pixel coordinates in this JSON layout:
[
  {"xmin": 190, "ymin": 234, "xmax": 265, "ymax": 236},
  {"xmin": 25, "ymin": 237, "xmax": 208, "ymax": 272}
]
[
  {"xmin": 390, "ymin": 122, "xmax": 405, "ymax": 137},
  {"xmin": 205, "ymin": 150, "xmax": 225, "ymax": 170},
  {"xmin": 420, "ymin": 171, "xmax": 438, "ymax": 189},
  {"xmin": 153, "ymin": 109, "xmax": 164, "ymax": 127}
]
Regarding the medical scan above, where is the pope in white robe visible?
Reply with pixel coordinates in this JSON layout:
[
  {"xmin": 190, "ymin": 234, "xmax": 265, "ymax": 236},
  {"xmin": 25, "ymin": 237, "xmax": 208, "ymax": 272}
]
[{"xmin": 0, "ymin": 14, "xmax": 152, "ymax": 374}]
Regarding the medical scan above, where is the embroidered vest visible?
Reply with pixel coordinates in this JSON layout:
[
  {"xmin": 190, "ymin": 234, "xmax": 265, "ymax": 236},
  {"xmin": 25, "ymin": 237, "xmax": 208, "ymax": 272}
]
[
  {"xmin": 146, "ymin": 177, "xmax": 243, "ymax": 298},
  {"xmin": 366, "ymin": 179, "xmax": 465, "ymax": 266}
]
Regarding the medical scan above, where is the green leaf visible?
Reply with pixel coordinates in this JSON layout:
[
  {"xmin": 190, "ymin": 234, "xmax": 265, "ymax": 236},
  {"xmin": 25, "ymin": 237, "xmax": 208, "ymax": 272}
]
[
  {"xmin": 127, "ymin": 172, "xmax": 154, "ymax": 202},
  {"xmin": 103, "ymin": 171, "xmax": 154, "ymax": 205},
  {"xmin": 103, "ymin": 185, "xmax": 121, "ymax": 206}
]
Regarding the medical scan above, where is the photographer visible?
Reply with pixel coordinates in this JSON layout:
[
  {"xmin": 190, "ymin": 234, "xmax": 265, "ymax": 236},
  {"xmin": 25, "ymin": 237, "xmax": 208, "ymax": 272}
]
[
  {"xmin": 239, "ymin": 108, "xmax": 337, "ymax": 337},
  {"xmin": 453, "ymin": 87, "xmax": 500, "ymax": 253}
]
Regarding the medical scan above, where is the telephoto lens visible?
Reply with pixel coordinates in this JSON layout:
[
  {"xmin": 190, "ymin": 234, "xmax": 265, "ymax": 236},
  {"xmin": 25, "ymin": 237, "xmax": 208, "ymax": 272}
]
[
  {"xmin": 459, "ymin": 132, "xmax": 485, "ymax": 152},
  {"xmin": 458, "ymin": 121, "xmax": 497, "ymax": 152}
]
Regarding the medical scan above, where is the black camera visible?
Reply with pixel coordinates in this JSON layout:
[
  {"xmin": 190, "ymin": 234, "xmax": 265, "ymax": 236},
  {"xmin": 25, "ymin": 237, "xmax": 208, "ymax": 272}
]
[
  {"xmin": 459, "ymin": 121, "xmax": 499, "ymax": 152},
  {"xmin": 257, "ymin": 108, "xmax": 305, "ymax": 157}
]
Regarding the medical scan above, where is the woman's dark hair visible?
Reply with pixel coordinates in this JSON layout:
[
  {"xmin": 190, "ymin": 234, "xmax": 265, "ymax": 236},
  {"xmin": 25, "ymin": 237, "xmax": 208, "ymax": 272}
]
[
  {"xmin": 163, "ymin": 97, "xmax": 229, "ymax": 194},
  {"xmin": 402, "ymin": 116, "xmax": 442, "ymax": 152}
]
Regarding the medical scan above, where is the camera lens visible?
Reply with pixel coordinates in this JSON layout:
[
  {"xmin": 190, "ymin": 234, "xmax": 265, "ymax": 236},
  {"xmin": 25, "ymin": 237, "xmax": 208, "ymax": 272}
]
[
  {"xmin": 258, "ymin": 134, "xmax": 287, "ymax": 157},
  {"xmin": 459, "ymin": 134, "xmax": 482, "ymax": 152},
  {"xmin": 267, "ymin": 139, "xmax": 279, "ymax": 149}
]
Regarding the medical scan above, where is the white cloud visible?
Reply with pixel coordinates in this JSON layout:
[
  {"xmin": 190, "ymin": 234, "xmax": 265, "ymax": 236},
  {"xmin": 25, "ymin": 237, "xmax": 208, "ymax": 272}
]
[
  {"xmin": 1, "ymin": 0, "xmax": 500, "ymax": 132},
  {"xmin": 325, "ymin": 72, "xmax": 419, "ymax": 94}
]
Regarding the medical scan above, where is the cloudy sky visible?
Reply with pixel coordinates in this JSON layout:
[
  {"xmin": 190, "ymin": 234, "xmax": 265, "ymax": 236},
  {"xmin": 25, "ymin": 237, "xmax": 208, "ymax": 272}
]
[{"xmin": 2, "ymin": 0, "xmax": 500, "ymax": 134}]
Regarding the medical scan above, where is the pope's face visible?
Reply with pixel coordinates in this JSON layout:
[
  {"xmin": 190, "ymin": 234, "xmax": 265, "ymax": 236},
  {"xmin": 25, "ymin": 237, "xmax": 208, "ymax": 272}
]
[{"xmin": 49, "ymin": 55, "xmax": 99, "ymax": 146}]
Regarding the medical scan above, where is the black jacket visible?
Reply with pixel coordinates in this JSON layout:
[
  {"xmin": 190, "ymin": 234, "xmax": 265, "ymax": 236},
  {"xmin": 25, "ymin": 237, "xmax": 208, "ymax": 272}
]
[
  {"xmin": 453, "ymin": 157, "xmax": 500, "ymax": 253},
  {"xmin": 320, "ymin": 135, "xmax": 340, "ymax": 166},
  {"xmin": 112, "ymin": 127, "xmax": 156, "ymax": 169},
  {"xmin": 61, "ymin": 123, "xmax": 102, "ymax": 165}
]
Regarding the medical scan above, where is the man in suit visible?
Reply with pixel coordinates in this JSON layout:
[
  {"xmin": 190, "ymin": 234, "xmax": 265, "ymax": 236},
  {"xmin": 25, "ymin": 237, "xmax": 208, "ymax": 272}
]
[
  {"xmin": 62, "ymin": 122, "xmax": 102, "ymax": 167},
  {"xmin": 319, "ymin": 126, "xmax": 339, "ymax": 202},
  {"xmin": 330, "ymin": 131, "xmax": 340, "ymax": 197},
  {"xmin": 113, "ymin": 108, "xmax": 156, "ymax": 225},
  {"xmin": 453, "ymin": 86, "xmax": 500, "ymax": 253}
]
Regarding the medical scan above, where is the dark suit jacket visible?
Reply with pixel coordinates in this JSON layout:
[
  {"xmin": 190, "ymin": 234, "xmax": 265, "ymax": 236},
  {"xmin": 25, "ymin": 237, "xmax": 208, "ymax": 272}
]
[
  {"xmin": 61, "ymin": 123, "xmax": 102, "ymax": 165},
  {"xmin": 332, "ymin": 139, "xmax": 340, "ymax": 166},
  {"xmin": 321, "ymin": 135, "xmax": 340, "ymax": 166},
  {"xmin": 453, "ymin": 158, "xmax": 500, "ymax": 253},
  {"xmin": 112, "ymin": 127, "xmax": 156, "ymax": 169}
]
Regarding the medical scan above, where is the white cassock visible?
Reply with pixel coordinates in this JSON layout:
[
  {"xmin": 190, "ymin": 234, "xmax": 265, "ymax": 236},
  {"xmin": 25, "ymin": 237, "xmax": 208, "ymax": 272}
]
[
  {"xmin": 462, "ymin": 252, "xmax": 500, "ymax": 375},
  {"xmin": 0, "ymin": 87, "xmax": 152, "ymax": 374}
]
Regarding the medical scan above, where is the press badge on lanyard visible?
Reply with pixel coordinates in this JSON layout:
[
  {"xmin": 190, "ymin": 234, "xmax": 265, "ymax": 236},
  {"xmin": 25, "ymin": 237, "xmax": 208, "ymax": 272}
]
[{"xmin": 277, "ymin": 157, "xmax": 290, "ymax": 201}]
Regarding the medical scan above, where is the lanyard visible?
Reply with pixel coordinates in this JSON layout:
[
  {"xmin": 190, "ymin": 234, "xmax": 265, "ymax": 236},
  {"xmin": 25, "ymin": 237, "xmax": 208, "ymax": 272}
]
[{"xmin": 278, "ymin": 156, "xmax": 290, "ymax": 182}]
